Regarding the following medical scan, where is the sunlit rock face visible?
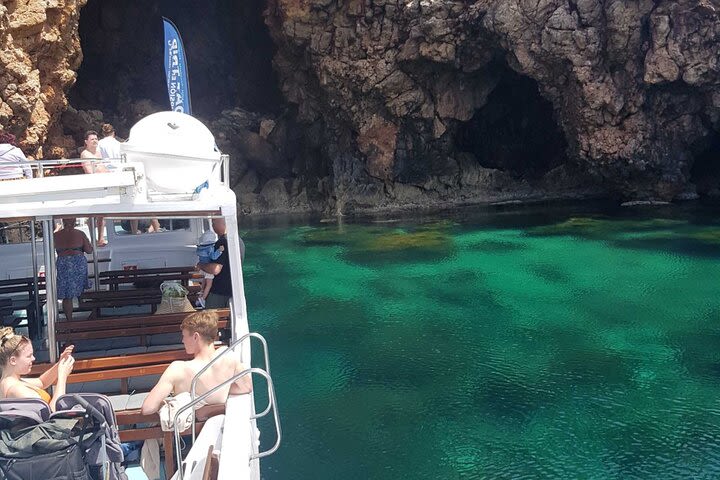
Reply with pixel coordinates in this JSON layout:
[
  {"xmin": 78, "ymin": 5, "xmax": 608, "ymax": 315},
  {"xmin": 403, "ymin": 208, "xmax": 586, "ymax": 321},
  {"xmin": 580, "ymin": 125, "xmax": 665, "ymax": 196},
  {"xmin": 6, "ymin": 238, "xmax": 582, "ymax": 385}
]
[
  {"xmin": 0, "ymin": 0, "xmax": 85, "ymax": 158},
  {"xmin": 2, "ymin": 0, "xmax": 720, "ymax": 213}
]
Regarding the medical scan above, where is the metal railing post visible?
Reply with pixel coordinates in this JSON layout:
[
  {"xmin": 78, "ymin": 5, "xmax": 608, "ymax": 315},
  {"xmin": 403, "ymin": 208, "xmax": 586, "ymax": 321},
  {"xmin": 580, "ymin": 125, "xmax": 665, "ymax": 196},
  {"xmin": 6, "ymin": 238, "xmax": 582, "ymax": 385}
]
[
  {"xmin": 88, "ymin": 217, "xmax": 100, "ymax": 292},
  {"xmin": 29, "ymin": 221, "xmax": 41, "ymax": 338},
  {"xmin": 222, "ymin": 154, "xmax": 230, "ymax": 186},
  {"xmin": 189, "ymin": 332, "xmax": 272, "ymax": 443},
  {"xmin": 41, "ymin": 218, "xmax": 58, "ymax": 361},
  {"xmin": 174, "ymin": 367, "xmax": 281, "ymax": 480}
]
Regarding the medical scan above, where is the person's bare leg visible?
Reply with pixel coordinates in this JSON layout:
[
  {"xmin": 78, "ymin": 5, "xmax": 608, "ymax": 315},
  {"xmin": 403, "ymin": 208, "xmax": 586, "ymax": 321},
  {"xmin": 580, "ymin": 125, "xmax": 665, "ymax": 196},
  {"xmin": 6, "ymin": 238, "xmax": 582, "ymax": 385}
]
[
  {"xmin": 96, "ymin": 216, "xmax": 106, "ymax": 245},
  {"xmin": 149, "ymin": 219, "xmax": 161, "ymax": 233},
  {"xmin": 130, "ymin": 219, "xmax": 140, "ymax": 234},
  {"xmin": 62, "ymin": 298, "xmax": 73, "ymax": 322},
  {"xmin": 202, "ymin": 278, "xmax": 213, "ymax": 300}
]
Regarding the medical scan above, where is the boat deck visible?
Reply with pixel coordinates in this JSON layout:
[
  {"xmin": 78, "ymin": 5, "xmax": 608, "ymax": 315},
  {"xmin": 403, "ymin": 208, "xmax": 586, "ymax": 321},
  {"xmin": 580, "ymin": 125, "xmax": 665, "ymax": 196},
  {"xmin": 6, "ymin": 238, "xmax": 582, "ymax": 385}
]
[{"xmin": 0, "ymin": 153, "xmax": 274, "ymax": 479}]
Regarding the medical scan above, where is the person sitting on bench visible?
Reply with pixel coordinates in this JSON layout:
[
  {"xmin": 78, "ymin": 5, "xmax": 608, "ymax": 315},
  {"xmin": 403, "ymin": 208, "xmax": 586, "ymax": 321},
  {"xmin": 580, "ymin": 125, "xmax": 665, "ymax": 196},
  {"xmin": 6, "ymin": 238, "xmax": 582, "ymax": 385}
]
[
  {"xmin": 194, "ymin": 229, "xmax": 224, "ymax": 309},
  {"xmin": 140, "ymin": 310, "xmax": 251, "ymax": 416},
  {"xmin": 0, "ymin": 327, "xmax": 75, "ymax": 411}
]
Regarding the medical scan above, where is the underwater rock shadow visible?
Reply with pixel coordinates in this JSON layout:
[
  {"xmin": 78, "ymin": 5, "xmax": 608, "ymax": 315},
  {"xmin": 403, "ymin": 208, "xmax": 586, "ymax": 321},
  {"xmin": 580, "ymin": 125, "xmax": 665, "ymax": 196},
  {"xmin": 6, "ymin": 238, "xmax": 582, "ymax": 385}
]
[
  {"xmin": 463, "ymin": 239, "xmax": 526, "ymax": 253},
  {"xmin": 465, "ymin": 371, "xmax": 558, "ymax": 427},
  {"xmin": 666, "ymin": 318, "xmax": 720, "ymax": 380},
  {"xmin": 527, "ymin": 263, "xmax": 571, "ymax": 284},
  {"xmin": 525, "ymin": 217, "xmax": 689, "ymax": 241},
  {"xmin": 610, "ymin": 236, "xmax": 720, "ymax": 259}
]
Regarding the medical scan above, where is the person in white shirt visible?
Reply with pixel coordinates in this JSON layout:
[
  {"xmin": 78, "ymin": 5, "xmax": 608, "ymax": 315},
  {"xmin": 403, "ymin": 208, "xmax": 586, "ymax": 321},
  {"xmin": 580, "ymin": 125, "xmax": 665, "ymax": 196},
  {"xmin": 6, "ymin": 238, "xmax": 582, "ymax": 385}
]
[
  {"xmin": 80, "ymin": 130, "xmax": 109, "ymax": 246},
  {"xmin": 99, "ymin": 123, "xmax": 162, "ymax": 234},
  {"xmin": 0, "ymin": 132, "xmax": 32, "ymax": 181},
  {"xmin": 98, "ymin": 123, "xmax": 122, "ymax": 161}
]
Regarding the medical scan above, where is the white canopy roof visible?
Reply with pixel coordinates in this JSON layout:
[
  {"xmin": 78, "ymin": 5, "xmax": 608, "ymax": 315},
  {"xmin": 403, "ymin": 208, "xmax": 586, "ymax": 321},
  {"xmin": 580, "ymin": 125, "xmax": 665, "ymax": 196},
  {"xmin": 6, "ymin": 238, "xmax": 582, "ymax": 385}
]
[{"xmin": 0, "ymin": 165, "xmax": 236, "ymax": 221}]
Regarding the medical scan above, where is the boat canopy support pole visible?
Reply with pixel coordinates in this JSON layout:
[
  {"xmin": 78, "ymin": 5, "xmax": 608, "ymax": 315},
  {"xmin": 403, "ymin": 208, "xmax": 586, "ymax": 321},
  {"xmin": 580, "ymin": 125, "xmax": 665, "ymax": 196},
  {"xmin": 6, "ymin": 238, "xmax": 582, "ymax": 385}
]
[
  {"xmin": 88, "ymin": 217, "xmax": 100, "ymax": 292},
  {"xmin": 29, "ymin": 221, "xmax": 41, "ymax": 338},
  {"xmin": 222, "ymin": 154, "xmax": 230, "ymax": 185},
  {"xmin": 224, "ymin": 213, "xmax": 250, "ymax": 363},
  {"xmin": 40, "ymin": 217, "xmax": 58, "ymax": 361}
]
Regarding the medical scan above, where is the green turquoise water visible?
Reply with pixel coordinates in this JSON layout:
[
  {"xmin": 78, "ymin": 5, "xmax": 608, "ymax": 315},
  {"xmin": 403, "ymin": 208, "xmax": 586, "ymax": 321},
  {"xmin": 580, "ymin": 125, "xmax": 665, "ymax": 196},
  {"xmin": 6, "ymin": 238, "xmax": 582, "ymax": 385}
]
[{"xmin": 244, "ymin": 204, "xmax": 720, "ymax": 479}]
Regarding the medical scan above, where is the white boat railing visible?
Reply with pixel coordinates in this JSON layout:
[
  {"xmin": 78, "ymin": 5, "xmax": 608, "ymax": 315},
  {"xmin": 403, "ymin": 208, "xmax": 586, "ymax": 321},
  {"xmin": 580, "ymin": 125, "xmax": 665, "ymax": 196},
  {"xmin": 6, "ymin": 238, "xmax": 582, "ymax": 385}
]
[
  {"xmin": 173, "ymin": 367, "xmax": 282, "ymax": 480},
  {"xmin": 2, "ymin": 157, "xmax": 127, "ymax": 176},
  {"xmin": 2, "ymin": 154, "xmax": 228, "ymax": 176},
  {"xmin": 0, "ymin": 153, "xmax": 231, "ymax": 204},
  {"xmin": 179, "ymin": 332, "xmax": 279, "ymax": 472},
  {"xmin": 36, "ymin": 157, "xmax": 124, "ymax": 175},
  {"xmin": 189, "ymin": 331, "xmax": 274, "ymax": 444}
]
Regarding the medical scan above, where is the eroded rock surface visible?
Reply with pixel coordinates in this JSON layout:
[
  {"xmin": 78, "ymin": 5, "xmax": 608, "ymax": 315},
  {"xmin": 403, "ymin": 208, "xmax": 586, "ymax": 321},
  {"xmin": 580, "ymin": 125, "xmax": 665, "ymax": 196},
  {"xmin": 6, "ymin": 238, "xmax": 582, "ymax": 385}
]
[
  {"xmin": 0, "ymin": 0, "xmax": 85, "ymax": 158},
  {"xmin": 265, "ymin": 0, "xmax": 720, "ymax": 209}
]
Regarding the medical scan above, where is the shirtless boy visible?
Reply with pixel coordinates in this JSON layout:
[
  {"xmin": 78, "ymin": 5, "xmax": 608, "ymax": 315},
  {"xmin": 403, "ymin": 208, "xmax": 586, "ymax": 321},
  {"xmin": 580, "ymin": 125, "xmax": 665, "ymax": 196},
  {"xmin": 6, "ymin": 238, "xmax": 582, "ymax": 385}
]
[{"xmin": 141, "ymin": 310, "xmax": 252, "ymax": 415}]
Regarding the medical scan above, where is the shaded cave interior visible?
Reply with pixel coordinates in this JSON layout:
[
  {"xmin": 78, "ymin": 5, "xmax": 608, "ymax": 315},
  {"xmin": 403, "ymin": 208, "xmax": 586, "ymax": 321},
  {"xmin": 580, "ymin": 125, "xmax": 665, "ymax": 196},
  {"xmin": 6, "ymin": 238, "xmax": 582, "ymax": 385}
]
[
  {"xmin": 68, "ymin": 0, "xmax": 281, "ymax": 136},
  {"xmin": 690, "ymin": 130, "xmax": 720, "ymax": 196},
  {"xmin": 453, "ymin": 68, "xmax": 568, "ymax": 180}
]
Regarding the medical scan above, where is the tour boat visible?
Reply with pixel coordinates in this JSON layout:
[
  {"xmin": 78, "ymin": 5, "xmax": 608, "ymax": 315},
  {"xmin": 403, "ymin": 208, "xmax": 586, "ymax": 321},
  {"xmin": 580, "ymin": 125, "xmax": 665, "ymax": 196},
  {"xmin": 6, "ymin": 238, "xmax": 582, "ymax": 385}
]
[{"xmin": 0, "ymin": 112, "xmax": 280, "ymax": 480}]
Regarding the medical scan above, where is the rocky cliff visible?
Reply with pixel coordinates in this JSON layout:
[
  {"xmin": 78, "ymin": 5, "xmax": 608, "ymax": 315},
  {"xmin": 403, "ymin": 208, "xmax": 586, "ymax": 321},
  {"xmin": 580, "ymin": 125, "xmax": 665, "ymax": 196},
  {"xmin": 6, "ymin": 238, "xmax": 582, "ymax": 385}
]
[
  {"xmin": 1, "ymin": 0, "xmax": 720, "ymax": 214},
  {"xmin": 0, "ymin": 0, "xmax": 84, "ymax": 158},
  {"xmin": 264, "ymin": 0, "xmax": 720, "ymax": 212}
]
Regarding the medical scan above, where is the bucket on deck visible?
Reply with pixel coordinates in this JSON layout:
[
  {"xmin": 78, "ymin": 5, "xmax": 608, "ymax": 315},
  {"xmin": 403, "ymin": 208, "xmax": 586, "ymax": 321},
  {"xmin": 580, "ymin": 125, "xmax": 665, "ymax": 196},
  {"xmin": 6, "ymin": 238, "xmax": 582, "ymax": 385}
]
[{"xmin": 120, "ymin": 111, "xmax": 222, "ymax": 194}]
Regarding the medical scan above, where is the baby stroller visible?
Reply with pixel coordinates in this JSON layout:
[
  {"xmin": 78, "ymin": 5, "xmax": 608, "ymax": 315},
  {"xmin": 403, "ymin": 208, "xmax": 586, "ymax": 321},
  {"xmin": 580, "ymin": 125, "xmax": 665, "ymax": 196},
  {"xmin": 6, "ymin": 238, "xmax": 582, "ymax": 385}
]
[{"xmin": 0, "ymin": 393, "xmax": 127, "ymax": 480}]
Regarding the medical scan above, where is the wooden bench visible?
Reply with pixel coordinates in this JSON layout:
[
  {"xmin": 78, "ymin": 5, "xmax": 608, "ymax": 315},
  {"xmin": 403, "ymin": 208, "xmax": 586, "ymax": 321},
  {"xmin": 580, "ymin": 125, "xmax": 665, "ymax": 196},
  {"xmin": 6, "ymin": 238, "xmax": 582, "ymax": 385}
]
[
  {"xmin": 34, "ymin": 307, "xmax": 233, "ymax": 477},
  {"xmin": 0, "ymin": 277, "xmax": 45, "ymax": 338},
  {"xmin": 30, "ymin": 349, "xmax": 189, "ymax": 388},
  {"xmin": 0, "ymin": 277, "xmax": 43, "ymax": 296},
  {"xmin": 98, "ymin": 266, "xmax": 202, "ymax": 291},
  {"xmin": 0, "ymin": 298, "xmax": 33, "ymax": 326},
  {"xmin": 56, "ymin": 308, "xmax": 230, "ymax": 347},
  {"xmin": 36, "ymin": 309, "xmax": 231, "ymax": 391},
  {"xmin": 78, "ymin": 285, "xmax": 202, "ymax": 317},
  {"xmin": 202, "ymin": 445, "xmax": 220, "ymax": 480}
]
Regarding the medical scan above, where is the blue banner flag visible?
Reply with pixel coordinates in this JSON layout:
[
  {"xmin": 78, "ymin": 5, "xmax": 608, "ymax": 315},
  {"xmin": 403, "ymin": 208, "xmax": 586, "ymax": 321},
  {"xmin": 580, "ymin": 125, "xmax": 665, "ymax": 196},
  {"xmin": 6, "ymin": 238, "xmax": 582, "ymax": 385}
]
[{"xmin": 163, "ymin": 17, "xmax": 192, "ymax": 114}]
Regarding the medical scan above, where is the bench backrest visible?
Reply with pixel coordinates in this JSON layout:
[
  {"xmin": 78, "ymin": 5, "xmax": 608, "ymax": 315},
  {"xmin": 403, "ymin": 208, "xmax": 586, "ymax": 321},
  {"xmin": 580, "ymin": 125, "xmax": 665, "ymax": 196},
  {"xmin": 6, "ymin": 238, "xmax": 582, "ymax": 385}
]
[
  {"xmin": 0, "ymin": 277, "xmax": 45, "ymax": 296},
  {"xmin": 29, "ymin": 348, "xmax": 190, "ymax": 378},
  {"xmin": 37, "ymin": 309, "xmax": 233, "ymax": 387},
  {"xmin": 34, "ymin": 342, "xmax": 232, "ymax": 385},
  {"xmin": 56, "ymin": 308, "xmax": 230, "ymax": 335},
  {"xmin": 57, "ymin": 319, "xmax": 229, "ymax": 342},
  {"xmin": 98, "ymin": 266, "xmax": 201, "ymax": 287},
  {"xmin": 98, "ymin": 266, "xmax": 196, "ymax": 279}
]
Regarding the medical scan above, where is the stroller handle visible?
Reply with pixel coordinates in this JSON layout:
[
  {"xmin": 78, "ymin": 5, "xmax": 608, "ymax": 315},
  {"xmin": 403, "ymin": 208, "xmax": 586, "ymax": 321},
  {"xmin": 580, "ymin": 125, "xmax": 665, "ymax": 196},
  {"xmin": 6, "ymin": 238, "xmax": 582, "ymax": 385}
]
[{"xmin": 72, "ymin": 394, "xmax": 107, "ymax": 427}]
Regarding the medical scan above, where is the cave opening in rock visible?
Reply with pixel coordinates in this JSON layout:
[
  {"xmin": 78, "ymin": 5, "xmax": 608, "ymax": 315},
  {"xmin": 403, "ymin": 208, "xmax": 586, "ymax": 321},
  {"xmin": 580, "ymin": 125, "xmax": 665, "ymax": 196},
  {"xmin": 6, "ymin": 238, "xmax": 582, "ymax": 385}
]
[
  {"xmin": 690, "ymin": 130, "xmax": 720, "ymax": 197},
  {"xmin": 454, "ymin": 68, "xmax": 568, "ymax": 179},
  {"xmin": 69, "ymin": 0, "xmax": 282, "ymax": 131}
]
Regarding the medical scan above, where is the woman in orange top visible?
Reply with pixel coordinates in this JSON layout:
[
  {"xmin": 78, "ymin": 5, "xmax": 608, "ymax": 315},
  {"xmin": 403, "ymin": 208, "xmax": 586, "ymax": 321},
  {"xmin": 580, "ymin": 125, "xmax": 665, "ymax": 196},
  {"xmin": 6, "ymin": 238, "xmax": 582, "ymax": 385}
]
[{"xmin": 0, "ymin": 327, "xmax": 74, "ymax": 411}]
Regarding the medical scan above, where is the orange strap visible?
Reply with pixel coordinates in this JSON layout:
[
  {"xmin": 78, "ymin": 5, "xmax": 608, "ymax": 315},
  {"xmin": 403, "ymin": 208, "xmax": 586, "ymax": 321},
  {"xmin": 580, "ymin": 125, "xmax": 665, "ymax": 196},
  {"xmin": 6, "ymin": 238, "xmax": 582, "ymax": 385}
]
[{"xmin": 25, "ymin": 382, "xmax": 52, "ymax": 403}]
